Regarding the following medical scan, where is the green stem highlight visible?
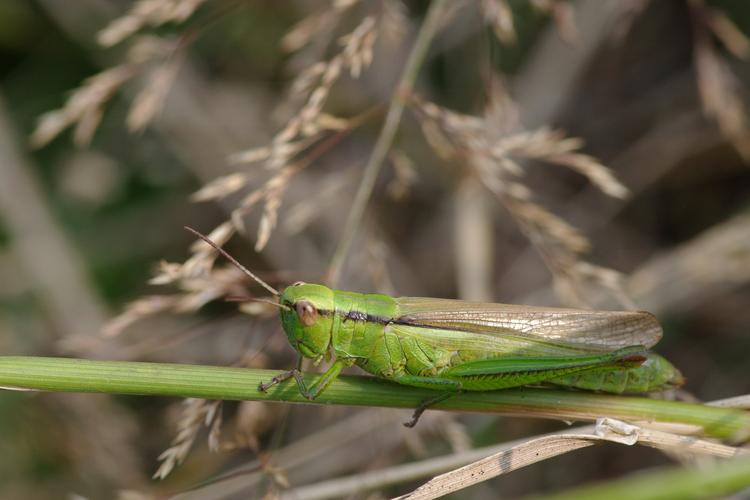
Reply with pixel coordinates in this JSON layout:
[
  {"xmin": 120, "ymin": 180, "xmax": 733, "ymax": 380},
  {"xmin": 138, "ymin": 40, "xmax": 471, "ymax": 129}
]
[
  {"xmin": 532, "ymin": 455, "xmax": 750, "ymax": 500},
  {"xmin": 0, "ymin": 356, "xmax": 748, "ymax": 440}
]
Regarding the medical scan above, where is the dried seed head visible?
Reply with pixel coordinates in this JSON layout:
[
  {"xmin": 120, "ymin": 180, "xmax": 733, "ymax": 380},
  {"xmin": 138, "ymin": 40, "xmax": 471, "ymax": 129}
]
[
  {"xmin": 381, "ymin": 0, "xmax": 409, "ymax": 45},
  {"xmin": 191, "ymin": 173, "xmax": 251, "ymax": 202},
  {"xmin": 153, "ymin": 398, "xmax": 221, "ymax": 480},
  {"xmin": 127, "ymin": 51, "xmax": 185, "ymax": 132},
  {"xmin": 387, "ymin": 149, "xmax": 418, "ymax": 200},
  {"xmin": 481, "ymin": 0, "xmax": 516, "ymax": 44},
  {"xmin": 411, "ymin": 94, "xmax": 633, "ymax": 305},
  {"xmin": 102, "ymin": 295, "xmax": 179, "ymax": 337},
  {"xmin": 281, "ymin": 0, "xmax": 357, "ymax": 53},
  {"xmin": 30, "ymin": 65, "xmax": 137, "ymax": 148},
  {"xmin": 98, "ymin": 0, "xmax": 207, "ymax": 47}
]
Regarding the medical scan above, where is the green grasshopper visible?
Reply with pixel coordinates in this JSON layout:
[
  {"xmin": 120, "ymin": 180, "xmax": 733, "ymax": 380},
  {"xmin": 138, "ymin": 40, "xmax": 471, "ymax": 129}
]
[{"xmin": 187, "ymin": 227, "xmax": 684, "ymax": 426}]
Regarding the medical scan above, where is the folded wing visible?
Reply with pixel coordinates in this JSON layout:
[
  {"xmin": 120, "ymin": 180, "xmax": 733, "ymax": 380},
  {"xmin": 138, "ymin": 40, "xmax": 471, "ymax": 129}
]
[{"xmin": 394, "ymin": 297, "xmax": 662, "ymax": 351}]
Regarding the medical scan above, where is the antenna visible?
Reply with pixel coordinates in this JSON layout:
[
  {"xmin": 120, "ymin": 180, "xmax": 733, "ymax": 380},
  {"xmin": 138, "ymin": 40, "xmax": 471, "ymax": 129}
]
[
  {"xmin": 184, "ymin": 226, "xmax": 280, "ymax": 296},
  {"xmin": 226, "ymin": 295, "xmax": 290, "ymax": 311}
]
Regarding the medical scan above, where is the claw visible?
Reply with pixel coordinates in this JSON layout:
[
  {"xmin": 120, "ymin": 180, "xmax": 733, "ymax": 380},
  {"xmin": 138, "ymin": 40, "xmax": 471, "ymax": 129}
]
[
  {"xmin": 303, "ymin": 392, "xmax": 316, "ymax": 401},
  {"xmin": 403, "ymin": 417, "xmax": 419, "ymax": 428},
  {"xmin": 403, "ymin": 407, "xmax": 424, "ymax": 428},
  {"xmin": 404, "ymin": 392, "xmax": 455, "ymax": 428}
]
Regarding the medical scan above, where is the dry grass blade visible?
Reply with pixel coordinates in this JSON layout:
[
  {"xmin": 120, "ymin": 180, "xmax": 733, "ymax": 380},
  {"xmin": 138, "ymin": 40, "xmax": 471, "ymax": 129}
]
[
  {"xmin": 626, "ymin": 213, "xmax": 750, "ymax": 313},
  {"xmin": 454, "ymin": 177, "xmax": 494, "ymax": 301},
  {"xmin": 177, "ymin": 410, "xmax": 413, "ymax": 499},
  {"xmin": 281, "ymin": 418, "xmax": 748, "ymax": 500},
  {"xmin": 705, "ymin": 6, "xmax": 750, "ymax": 59},
  {"xmin": 280, "ymin": 425, "xmax": 594, "ymax": 500},
  {"xmin": 693, "ymin": 37, "xmax": 750, "ymax": 158},
  {"xmin": 691, "ymin": 1, "xmax": 750, "ymax": 159},
  {"xmin": 394, "ymin": 433, "xmax": 596, "ymax": 499},
  {"xmin": 708, "ymin": 395, "xmax": 750, "ymax": 410},
  {"xmin": 394, "ymin": 418, "xmax": 748, "ymax": 500}
]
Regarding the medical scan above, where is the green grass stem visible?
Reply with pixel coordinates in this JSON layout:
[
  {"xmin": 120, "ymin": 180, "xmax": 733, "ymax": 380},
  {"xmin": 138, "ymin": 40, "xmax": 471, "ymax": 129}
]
[
  {"xmin": 532, "ymin": 455, "xmax": 750, "ymax": 500},
  {"xmin": 0, "ymin": 356, "xmax": 748, "ymax": 440}
]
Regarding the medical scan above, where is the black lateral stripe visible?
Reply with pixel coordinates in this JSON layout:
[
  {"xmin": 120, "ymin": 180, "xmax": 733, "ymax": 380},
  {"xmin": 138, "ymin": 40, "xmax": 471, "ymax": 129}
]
[
  {"xmin": 346, "ymin": 310, "xmax": 391, "ymax": 324},
  {"xmin": 317, "ymin": 308, "xmax": 391, "ymax": 324},
  {"xmin": 314, "ymin": 307, "xmax": 480, "ymax": 332},
  {"xmin": 345, "ymin": 310, "xmax": 368, "ymax": 322},
  {"xmin": 321, "ymin": 308, "xmax": 462, "ymax": 329}
]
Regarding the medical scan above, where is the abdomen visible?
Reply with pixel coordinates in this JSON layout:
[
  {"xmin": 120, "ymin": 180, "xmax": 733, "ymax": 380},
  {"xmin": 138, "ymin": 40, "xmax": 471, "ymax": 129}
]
[{"xmin": 546, "ymin": 353, "xmax": 684, "ymax": 393}]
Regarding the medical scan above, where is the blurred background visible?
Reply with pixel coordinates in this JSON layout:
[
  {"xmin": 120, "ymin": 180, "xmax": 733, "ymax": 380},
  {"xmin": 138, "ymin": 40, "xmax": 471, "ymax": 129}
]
[{"xmin": 0, "ymin": 0, "xmax": 749, "ymax": 498}]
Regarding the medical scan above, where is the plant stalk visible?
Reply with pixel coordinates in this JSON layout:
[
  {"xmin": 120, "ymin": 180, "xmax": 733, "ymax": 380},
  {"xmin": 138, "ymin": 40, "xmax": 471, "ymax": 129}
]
[
  {"xmin": 328, "ymin": 0, "xmax": 449, "ymax": 285},
  {"xmin": 533, "ymin": 455, "xmax": 750, "ymax": 500},
  {"xmin": 1, "ymin": 356, "xmax": 748, "ymax": 440}
]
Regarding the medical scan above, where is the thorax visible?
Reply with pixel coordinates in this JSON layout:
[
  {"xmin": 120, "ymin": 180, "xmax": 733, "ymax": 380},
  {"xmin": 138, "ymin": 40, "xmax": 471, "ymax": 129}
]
[{"xmin": 329, "ymin": 290, "xmax": 397, "ymax": 360}]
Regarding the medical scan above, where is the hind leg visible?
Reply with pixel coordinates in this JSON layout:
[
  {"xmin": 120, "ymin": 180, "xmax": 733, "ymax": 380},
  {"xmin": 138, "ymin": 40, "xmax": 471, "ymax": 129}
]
[{"xmin": 392, "ymin": 375, "xmax": 462, "ymax": 427}]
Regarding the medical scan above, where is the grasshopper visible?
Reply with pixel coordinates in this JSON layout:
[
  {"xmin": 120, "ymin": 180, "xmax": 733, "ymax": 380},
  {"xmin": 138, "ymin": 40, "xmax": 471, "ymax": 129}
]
[{"xmin": 186, "ymin": 227, "xmax": 683, "ymax": 426}]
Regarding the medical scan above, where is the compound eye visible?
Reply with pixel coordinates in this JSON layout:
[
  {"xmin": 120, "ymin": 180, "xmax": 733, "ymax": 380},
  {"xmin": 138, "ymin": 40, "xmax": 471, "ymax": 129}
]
[
  {"xmin": 292, "ymin": 281, "xmax": 306, "ymax": 286},
  {"xmin": 295, "ymin": 300, "xmax": 318, "ymax": 327}
]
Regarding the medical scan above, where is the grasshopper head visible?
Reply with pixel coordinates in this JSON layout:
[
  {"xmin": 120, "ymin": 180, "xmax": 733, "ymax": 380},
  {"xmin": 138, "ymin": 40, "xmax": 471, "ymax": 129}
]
[{"xmin": 279, "ymin": 282, "xmax": 334, "ymax": 362}]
